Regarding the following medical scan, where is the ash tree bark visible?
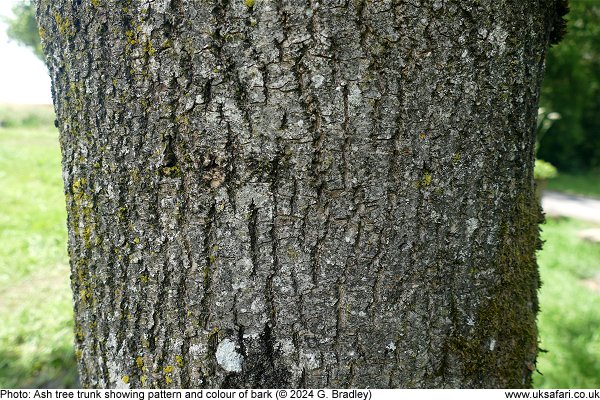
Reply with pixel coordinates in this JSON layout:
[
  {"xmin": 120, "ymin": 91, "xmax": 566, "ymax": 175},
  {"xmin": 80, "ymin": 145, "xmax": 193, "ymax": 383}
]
[{"xmin": 37, "ymin": 0, "xmax": 565, "ymax": 389}]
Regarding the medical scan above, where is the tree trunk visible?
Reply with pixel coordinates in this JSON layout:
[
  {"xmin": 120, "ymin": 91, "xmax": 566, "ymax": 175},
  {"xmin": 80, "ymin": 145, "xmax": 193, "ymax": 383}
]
[{"xmin": 38, "ymin": 0, "xmax": 559, "ymax": 388}]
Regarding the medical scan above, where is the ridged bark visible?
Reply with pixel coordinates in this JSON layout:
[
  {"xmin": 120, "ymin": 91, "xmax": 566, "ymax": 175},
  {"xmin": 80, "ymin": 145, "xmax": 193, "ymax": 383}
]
[{"xmin": 38, "ymin": 0, "xmax": 558, "ymax": 388}]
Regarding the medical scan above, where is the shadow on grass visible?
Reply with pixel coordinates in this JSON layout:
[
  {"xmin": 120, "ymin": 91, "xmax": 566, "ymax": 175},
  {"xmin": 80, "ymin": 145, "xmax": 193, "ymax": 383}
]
[{"xmin": 0, "ymin": 345, "xmax": 79, "ymax": 388}]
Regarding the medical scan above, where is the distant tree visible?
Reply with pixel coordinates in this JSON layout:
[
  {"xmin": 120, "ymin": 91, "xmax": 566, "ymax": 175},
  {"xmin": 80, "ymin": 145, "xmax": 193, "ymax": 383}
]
[
  {"xmin": 3, "ymin": 0, "xmax": 43, "ymax": 60},
  {"xmin": 539, "ymin": 1, "xmax": 600, "ymax": 171}
]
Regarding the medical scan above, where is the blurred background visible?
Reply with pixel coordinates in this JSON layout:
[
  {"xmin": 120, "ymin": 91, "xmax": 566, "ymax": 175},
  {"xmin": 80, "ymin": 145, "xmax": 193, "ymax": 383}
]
[{"xmin": 0, "ymin": 0, "xmax": 598, "ymax": 389}]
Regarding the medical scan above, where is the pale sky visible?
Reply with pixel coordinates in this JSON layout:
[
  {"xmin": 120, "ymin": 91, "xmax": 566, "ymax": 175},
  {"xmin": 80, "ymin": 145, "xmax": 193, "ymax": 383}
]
[{"xmin": 0, "ymin": 0, "xmax": 53, "ymax": 104}]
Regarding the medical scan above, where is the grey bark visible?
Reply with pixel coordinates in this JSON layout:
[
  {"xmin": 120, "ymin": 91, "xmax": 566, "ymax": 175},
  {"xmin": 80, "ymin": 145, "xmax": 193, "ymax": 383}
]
[{"xmin": 38, "ymin": 0, "xmax": 559, "ymax": 388}]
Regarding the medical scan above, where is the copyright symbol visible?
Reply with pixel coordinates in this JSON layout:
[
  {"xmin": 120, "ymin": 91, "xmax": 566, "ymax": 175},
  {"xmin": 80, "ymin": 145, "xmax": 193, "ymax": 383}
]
[{"xmin": 278, "ymin": 390, "xmax": 287, "ymax": 398}]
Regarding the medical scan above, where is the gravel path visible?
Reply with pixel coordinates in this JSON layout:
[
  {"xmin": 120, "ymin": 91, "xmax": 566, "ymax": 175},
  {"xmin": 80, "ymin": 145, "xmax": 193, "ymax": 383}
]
[{"xmin": 542, "ymin": 191, "xmax": 600, "ymax": 224}]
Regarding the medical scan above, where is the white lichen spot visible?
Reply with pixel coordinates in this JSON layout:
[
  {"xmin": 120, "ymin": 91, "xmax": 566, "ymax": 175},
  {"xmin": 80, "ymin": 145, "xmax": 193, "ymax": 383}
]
[
  {"xmin": 466, "ymin": 217, "xmax": 479, "ymax": 237},
  {"xmin": 278, "ymin": 338, "xmax": 295, "ymax": 356},
  {"xmin": 243, "ymin": 331, "xmax": 259, "ymax": 340},
  {"xmin": 386, "ymin": 341, "xmax": 396, "ymax": 351},
  {"xmin": 237, "ymin": 257, "xmax": 253, "ymax": 274},
  {"xmin": 488, "ymin": 25, "xmax": 509, "ymax": 55},
  {"xmin": 300, "ymin": 351, "xmax": 321, "ymax": 370},
  {"xmin": 239, "ymin": 65, "xmax": 264, "ymax": 89},
  {"xmin": 250, "ymin": 298, "xmax": 263, "ymax": 312},
  {"xmin": 216, "ymin": 338, "xmax": 243, "ymax": 372},
  {"xmin": 344, "ymin": 225, "xmax": 357, "ymax": 243},
  {"xmin": 489, "ymin": 338, "xmax": 497, "ymax": 351},
  {"xmin": 189, "ymin": 343, "xmax": 206, "ymax": 357},
  {"xmin": 478, "ymin": 27, "xmax": 488, "ymax": 39},
  {"xmin": 115, "ymin": 379, "xmax": 130, "ymax": 389},
  {"xmin": 311, "ymin": 74, "xmax": 325, "ymax": 89},
  {"xmin": 107, "ymin": 183, "xmax": 117, "ymax": 200},
  {"xmin": 153, "ymin": 0, "xmax": 170, "ymax": 13},
  {"xmin": 467, "ymin": 316, "xmax": 476, "ymax": 326},
  {"xmin": 232, "ymin": 280, "xmax": 247, "ymax": 290},
  {"xmin": 348, "ymin": 85, "xmax": 362, "ymax": 107},
  {"xmin": 107, "ymin": 361, "xmax": 130, "ymax": 389}
]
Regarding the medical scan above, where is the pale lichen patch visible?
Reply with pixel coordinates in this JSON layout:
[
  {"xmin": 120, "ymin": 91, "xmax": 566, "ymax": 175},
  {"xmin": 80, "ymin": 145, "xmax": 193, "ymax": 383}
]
[
  {"xmin": 466, "ymin": 218, "xmax": 479, "ymax": 237},
  {"xmin": 189, "ymin": 343, "xmax": 207, "ymax": 357},
  {"xmin": 216, "ymin": 338, "xmax": 243, "ymax": 372},
  {"xmin": 311, "ymin": 75, "xmax": 325, "ymax": 89},
  {"xmin": 488, "ymin": 25, "xmax": 509, "ymax": 55},
  {"xmin": 108, "ymin": 360, "xmax": 130, "ymax": 388},
  {"xmin": 300, "ymin": 351, "xmax": 321, "ymax": 370},
  {"xmin": 348, "ymin": 84, "xmax": 362, "ymax": 107}
]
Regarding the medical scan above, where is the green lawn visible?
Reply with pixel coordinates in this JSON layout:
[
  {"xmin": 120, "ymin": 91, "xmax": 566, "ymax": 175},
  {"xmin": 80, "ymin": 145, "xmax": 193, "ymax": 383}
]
[
  {"xmin": 0, "ymin": 105, "xmax": 598, "ymax": 388},
  {"xmin": 546, "ymin": 172, "xmax": 600, "ymax": 198},
  {"xmin": 0, "ymin": 103, "xmax": 55, "ymax": 129},
  {"xmin": 0, "ymin": 105, "xmax": 77, "ymax": 388},
  {"xmin": 534, "ymin": 218, "xmax": 600, "ymax": 388}
]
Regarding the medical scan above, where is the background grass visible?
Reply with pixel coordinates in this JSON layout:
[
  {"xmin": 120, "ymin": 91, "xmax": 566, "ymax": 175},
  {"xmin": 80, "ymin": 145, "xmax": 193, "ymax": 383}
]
[
  {"xmin": 0, "ymin": 104, "xmax": 598, "ymax": 388},
  {"xmin": 0, "ymin": 105, "xmax": 77, "ymax": 388},
  {"xmin": 546, "ymin": 172, "xmax": 600, "ymax": 199},
  {"xmin": 534, "ymin": 218, "xmax": 600, "ymax": 388},
  {"xmin": 0, "ymin": 104, "xmax": 55, "ymax": 129}
]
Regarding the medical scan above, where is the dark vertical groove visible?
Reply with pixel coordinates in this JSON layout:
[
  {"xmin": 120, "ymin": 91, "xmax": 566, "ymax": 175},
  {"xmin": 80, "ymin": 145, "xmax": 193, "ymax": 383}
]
[
  {"xmin": 333, "ymin": 279, "xmax": 345, "ymax": 364},
  {"xmin": 176, "ymin": 247, "xmax": 191, "ymax": 387},
  {"xmin": 179, "ymin": 229, "xmax": 194, "ymax": 388},
  {"xmin": 279, "ymin": 4, "xmax": 325, "ymax": 288},
  {"xmin": 341, "ymin": 84, "xmax": 350, "ymax": 189},
  {"xmin": 203, "ymin": 79, "xmax": 212, "ymax": 107},
  {"xmin": 290, "ymin": 177, "xmax": 298, "ymax": 215},
  {"xmin": 266, "ymin": 155, "xmax": 281, "ymax": 326},
  {"xmin": 97, "ymin": 335, "xmax": 111, "ymax": 386},
  {"xmin": 151, "ymin": 252, "xmax": 171, "ymax": 381},
  {"xmin": 248, "ymin": 201, "xmax": 260, "ymax": 278},
  {"xmin": 225, "ymin": 121, "xmax": 237, "ymax": 213}
]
